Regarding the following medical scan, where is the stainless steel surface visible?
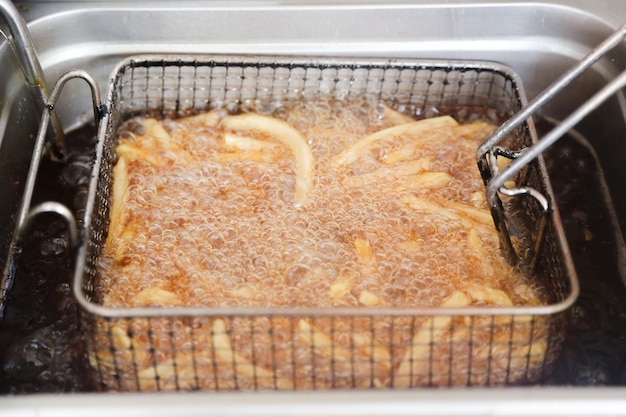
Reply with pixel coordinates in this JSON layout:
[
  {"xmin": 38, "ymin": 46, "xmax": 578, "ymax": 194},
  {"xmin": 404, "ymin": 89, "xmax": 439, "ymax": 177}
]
[{"xmin": 2, "ymin": 0, "xmax": 626, "ymax": 414}]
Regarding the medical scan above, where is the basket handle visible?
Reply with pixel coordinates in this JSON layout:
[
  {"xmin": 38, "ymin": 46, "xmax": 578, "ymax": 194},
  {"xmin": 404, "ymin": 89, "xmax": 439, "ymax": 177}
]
[
  {"xmin": 0, "ymin": 70, "xmax": 106, "ymax": 318},
  {"xmin": 476, "ymin": 23, "xmax": 626, "ymax": 271},
  {"xmin": 0, "ymin": 0, "xmax": 66, "ymax": 158}
]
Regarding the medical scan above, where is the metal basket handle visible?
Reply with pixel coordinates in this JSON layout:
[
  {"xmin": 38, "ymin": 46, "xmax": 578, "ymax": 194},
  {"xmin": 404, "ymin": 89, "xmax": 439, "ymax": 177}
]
[
  {"xmin": 0, "ymin": 70, "xmax": 106, "ymax": 319},
  {"xmin": 0, "ymin": 0, "xmax": 65, "ymax": 158},
  {"xmin": 477, "ymin": 23, "xmax": 626, "ymax": 271}
]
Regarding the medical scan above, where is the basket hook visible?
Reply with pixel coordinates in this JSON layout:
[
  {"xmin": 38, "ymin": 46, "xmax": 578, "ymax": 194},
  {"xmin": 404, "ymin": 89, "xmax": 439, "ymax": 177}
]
[
  {"xmin": 0, "ymin": 0, "xmax": 66, "ymax": 159},
  {"xmin": 477, "ymin": 23, "xmax": 626, "ymax": 271}
]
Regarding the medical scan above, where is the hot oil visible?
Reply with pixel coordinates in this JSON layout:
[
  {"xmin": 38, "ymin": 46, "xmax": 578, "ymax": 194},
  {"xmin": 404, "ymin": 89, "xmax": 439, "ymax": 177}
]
[
  {"xmin": 99, "ymin": 99, "xmax": 531, "ymax": 312},
  {"xmin": 1, "ymin": 106, "xmax": 625, "ymax": 391},
  {"xmin": 0, "ymin": 125, "xmax": 96, "ymax": 393}
]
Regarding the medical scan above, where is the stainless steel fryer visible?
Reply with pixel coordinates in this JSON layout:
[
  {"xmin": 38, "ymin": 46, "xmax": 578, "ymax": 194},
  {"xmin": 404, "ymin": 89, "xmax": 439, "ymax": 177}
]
[{"xmin": 67, "ymin": 55, "xmax": 578, "ymax": 391}]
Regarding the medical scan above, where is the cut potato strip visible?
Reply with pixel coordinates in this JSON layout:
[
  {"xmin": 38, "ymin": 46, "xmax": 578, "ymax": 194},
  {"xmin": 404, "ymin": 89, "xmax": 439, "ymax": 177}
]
[
  {"xmin": 332, "ymin": 116, "xmax": 458, "ymax": 167},
  {"xmin": 403, "ymin": 195, "xmax": 494, "ymax": 227},
  {"xmin": 180, "ymin": 110, "xmax": 222, "ymax": 127},
  {"xmin": 352, "ymin": 332, "xmax": 392, "ymax": 370},
  {"xmin": 454, "ymin": 120, "xmax": 497, "ymax": 142},
  {"xmin": 133, "ymin": 287, "xmax": 182, "ymax": 307},
  {"xmin": 297, "ymin": 319, "xmax": 353, "ymax": 362},
  {"xmin": 212, "ymin": 319, "xmax": 294, "ymax": 389},
  {"xmin": 344, "ymin": 158, "xmax": 433, "ymax": 188},
  {"xmin": 116, "ymin": 143, "xmax": 160, "ymax": 166},
  {"xmin": 329, "ymin": 270, "xmax": 354, "ymax": 299},
  {"xmin": 224, "ymin": 132, "xmax": 280, "ymax": 152},
  {"xmin": 394, "ymin": 290, "xmax": 470, "ymax": 388},
  {"xmin": 354, "ymin": 236, "xmax": 376, "ymax": 266},
  {"xmin": 466, "ymin": 286, "xmax": 514, "ymax": 307},
  {"xmin": 298, "ymin": 319, "xmax": 384, "ymax": 388},
  {"xmin": 380, "ymin": 104, "xmax": 416, "ymax": 125},
  {"xmin": 220, "ymin": 113, "xmax": 314, "ymax": 205},
  {"xmin": 105, "ymin": 156, "xmax": 130, "ymax": 259},
  {"xmin": 358, "ymin": 290, "xmax": 381, "ymax": 306}
]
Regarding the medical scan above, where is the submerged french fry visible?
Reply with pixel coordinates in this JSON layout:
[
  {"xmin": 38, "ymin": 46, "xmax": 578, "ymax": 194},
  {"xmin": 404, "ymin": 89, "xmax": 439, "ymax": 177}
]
[
  {"xmin": 332, "ymin": 116, "xmax": 458, "ymax": 167},
  {"xmin": 403, "ymin": 195, "xmax": 494, "ymax": 227},
  {"xmin": 134, "ymin": 287, "xmax": 182, "ymax": 307},
  {"xmin": 224, "ymin": 132, "xmax": 280, "ymax": 152},
  {"xmin": 466, "ymin": 286, "xmax": 514, "ymax": 307},
  {"xmin": 212, "ymin": 319, "xmax": 294, "ymax": 389},
  {"xmin": 380, "ymin": 104, "xmax": 416, "ymax": 125},
  {"xmin": 105, "ymin": 156, "xmax": 131, "ymax": 259},
  {"xmin": 220, "ymin": 113, "xmax": 314, "ymax": 205},
  {"xmin": 394, "ymin": 290, "xmax": 471, "ymax": 388},
  {"xmin": 354, "ymin": 236, "xmax": 376, "ymax": 266}
]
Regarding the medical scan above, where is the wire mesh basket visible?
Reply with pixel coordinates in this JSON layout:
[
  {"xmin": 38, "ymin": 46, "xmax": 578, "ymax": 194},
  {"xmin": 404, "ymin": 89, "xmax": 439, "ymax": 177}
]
[{"xmin": 73, "ymin": 55, "xmax": 578, "ymax": 391}]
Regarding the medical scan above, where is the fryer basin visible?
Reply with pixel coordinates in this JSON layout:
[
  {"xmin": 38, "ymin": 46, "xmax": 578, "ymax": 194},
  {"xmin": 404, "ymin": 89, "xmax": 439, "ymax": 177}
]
[{"xmin": 1, "ymin": 0, "xmax": 626, "ymax": 415}]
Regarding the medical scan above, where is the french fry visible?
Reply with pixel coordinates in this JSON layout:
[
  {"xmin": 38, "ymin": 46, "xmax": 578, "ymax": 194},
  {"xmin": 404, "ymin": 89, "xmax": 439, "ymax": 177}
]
[
  {"xmin": 466, "ymin": 286, "xmax": 514, "ymax": 307},
  {"xmin": 224, "ymin": 132, "xmax": 280, "ymax": 152},
  {"xmin": 179, "ymin": 109, "xmax": 222, "ymax": 127},
  {"xmin": 116, "ymin": 142, "xmax": 160, "ymax": 166},
  {"xmin": 329, "ymin": 271, "xmax": 354, "ymax": 299},
  {"xmin": 352, "ymin": 332, "xmax": 392, "ymax": 370},
  {"xmin": 332, "ymin": 116, "xmax": 458, "ymax": 167},
  {"xmin": 453, "ymin": 120, "xmax": 496, "ymax": 143},
  {"xmin": 402, "ymin": 195, "xmax": 494, "ymax": 227},
  {"xmin": 297, "ymin": 319, "xmax": 353, "ymax": 362},
  {"xmin": 358, "ymin": 290, "xmax": 381, "ymax": 306},
  {"xmin": 394, "ymin": 290, "xmax": 470, "ymax": 388},
  {"xmin": 212, "ymin": 319, "xmax": 294, "ymax": 389},
  {"xmin": 392, "ymin": 171, "xmax": 453, "ymax": 192},
  {"xmin": 134, "ymin": 287, "xmax": 182, "ymax": 307},
  {"xmin": 380, "ymin": 104, "xmax": 416, "ymax": 125},
  {"xmin": 343, "ymin": 158, "xmax": 433, "ymax": 188},
  {"xmin": 354, "ymin": 236, "xmax": 376, "ymax": 266},
  {"xmin": 296, "ymin": 319, "xmax": 386, "ymax": 388},
  {"xmin": 105, "ymin": 156, "xmax": 131, "ymax": 259},
  {"xmin": 220, "ymin": 113, "xmax": 314, "ymax": 205}
]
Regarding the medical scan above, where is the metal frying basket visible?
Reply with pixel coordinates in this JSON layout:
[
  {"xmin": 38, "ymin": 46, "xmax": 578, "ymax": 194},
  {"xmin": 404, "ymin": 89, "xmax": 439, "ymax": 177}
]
[{"xmin": 71, "ymin": 55, "xmax": 578, "ymax": 391}]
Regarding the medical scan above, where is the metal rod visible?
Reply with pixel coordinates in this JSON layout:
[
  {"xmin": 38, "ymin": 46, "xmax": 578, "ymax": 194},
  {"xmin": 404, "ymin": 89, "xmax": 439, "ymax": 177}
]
[
  {"xmin": 0, "ymin": 0, "xmax": 66, "ymax": 157},
  {"xmin": 16, "ymin": 69, "xmax": 104, "ymax": 227},
  {"xmin": 487, "ymin": 66, "xmax": 626, "ymax": 201},
  {"xmin": 476, "ymin": 23, "xmax": 626, "ymax": 164},
  {"xmin": 15, "ymin": 202, "xmax": 79, "ymax": 249}
]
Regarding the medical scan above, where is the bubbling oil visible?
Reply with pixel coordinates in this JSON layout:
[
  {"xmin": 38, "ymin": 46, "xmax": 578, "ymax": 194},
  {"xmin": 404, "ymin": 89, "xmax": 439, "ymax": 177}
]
[{"xmin": 98, "ymin": 98, "xmax": 538, "ymax": 311}]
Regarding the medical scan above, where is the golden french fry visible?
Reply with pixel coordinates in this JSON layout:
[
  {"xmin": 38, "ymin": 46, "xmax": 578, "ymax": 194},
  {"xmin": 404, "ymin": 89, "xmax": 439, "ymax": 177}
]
[
  {"xmin": 224, "ymin": 132, "xmax": 280, "ymax": 152},
  {"xmin": 116, "ymin": 143, "xmax": 160, "ymax": 166},
  {"xmin": 134, "ymin": 287, "xmax": 182, "ymax": 307},
  {"xmin": 213, "ymin": 150, "xmax": 279, "ymax": 164},
  {"xmin": 354, "ymin": 236, "xmax": 376, "ymax": 266},
  {"xmin": 381, "ymin": 104, "xmax": 416, "ymax": 125},
  {"xmin": 358, "ymin": 290, "xmax": 381, "ymax": 306},
  {"xmin": 352, "ymin": 332, "xmax": 392, "ymax": 370},
  {"xmin": 344, "ymin": 158, "xmax": 433, "ymax": 188},
  {"xmin": 395, "ymin": 290, "xmax": 470, "ymax": 388},
  {"xmin": 220, "ymin": 113, "xmax": 313, "ymax": 205},
  {"xmin": 453, "ymin": 120, "xmax": 496, "ymax": 143},
  {"xmin": 466, "ymin": 286, "xmax": 514, "ymax": 307},
  {"xmin": 402, "ymin": 195, "xmax": 494, "ymax": 227},
  {"xmin": 110, "ymin": 325, "xmax": 132, "ymax": 349},
  {"xmin": 180, "ymin": 110, "xmax": 222, "ymax": 127},
  {"xmin": 105, "ymin": 156, "xmax": 131, "ymax": 258},
  {"xmin": 329, "ymin": 271, "xmax": 354, "ymax": 299},
  {"xmin": 332, "ymin": 116, "xmax": 458, "ymax": 167},
  {"xmin": 212, "ymin": 319, "xmax": 294, "ymax": 389}
]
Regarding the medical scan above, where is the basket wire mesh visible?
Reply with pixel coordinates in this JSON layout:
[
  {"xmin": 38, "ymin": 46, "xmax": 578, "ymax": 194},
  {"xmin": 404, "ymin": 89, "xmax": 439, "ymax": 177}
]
[{"xmin": 73, "ymin": 56, "xmax": 578, "ymax": 391}]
